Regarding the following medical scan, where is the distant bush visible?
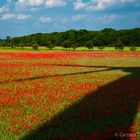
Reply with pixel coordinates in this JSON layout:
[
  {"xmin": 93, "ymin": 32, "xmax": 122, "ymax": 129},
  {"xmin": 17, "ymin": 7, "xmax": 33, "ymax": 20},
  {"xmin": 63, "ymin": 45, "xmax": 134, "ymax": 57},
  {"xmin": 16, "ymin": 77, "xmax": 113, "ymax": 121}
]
[
  {"xmin": 97, "ymin": 46, "xmax": 105, "ymax": 51},
  {"xmin": 61, "ymin": 40, "xmax": 71, "ymax": 50},
  {"xmin": 114, "ymin": 40, "xmax": 124, "ymax": 51},
  {"xmin": 46, "ymin": 41, "xmax": 55, "ymax": 50},
  {"xmin": 86, "ymin": 41, "xmax": 94, "ymax": 50},
  {"xmin": 32, "ymin": 43, "xmax": 39, "ymax": 50},
  {"xmin": 130, "ymin": 46, "xmax": 137, "ymax": 52},
  {"xmin": 71, "ymin": 44, "xmax": 77, "ymax": 51},
  {"xmin": 17, "ymin": 43, "xmax": 24, "ymax": 48}
]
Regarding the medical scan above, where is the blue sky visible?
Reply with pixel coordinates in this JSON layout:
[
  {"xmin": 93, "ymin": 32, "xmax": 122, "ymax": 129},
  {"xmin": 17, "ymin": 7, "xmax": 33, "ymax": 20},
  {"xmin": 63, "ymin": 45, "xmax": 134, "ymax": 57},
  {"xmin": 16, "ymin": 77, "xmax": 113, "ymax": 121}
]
[{"xmin": 0, "ymin": 0, "xmax": 140, "ymax": 38}]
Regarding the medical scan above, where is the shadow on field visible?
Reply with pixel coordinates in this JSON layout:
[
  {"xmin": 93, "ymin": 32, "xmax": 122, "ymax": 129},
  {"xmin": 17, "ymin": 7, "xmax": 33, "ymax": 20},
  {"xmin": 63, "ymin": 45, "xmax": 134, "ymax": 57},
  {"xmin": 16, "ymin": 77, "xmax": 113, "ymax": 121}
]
[
  {"xmin": 0, "ymin": 67, "xmax": 111, "ymax": 84},
  {"xmin": 21, "ymin": 66, "xmax": 140, "ymax": 140},
  {"xmin": 0, "ymin": 64, "xmax": 139, "ymax": 84}
]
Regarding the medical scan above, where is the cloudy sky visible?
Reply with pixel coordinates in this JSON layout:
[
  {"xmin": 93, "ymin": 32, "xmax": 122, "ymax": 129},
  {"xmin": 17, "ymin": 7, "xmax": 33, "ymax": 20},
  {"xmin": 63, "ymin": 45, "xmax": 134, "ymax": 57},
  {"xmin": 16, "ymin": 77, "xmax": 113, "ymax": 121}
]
[{"xmin": 0, "ymin": 0, "xmax": 140, "ymax": 38}]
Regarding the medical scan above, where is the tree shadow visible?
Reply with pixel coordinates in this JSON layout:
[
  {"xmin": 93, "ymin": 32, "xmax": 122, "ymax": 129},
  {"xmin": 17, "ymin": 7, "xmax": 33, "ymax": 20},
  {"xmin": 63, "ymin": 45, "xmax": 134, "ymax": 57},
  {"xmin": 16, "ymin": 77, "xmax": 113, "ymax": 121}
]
[
  {"xmin": 0, "ymin": 64, "xmax": 137, "ymax": 85},
  {"xmin": 0, "ymin": 68, "xmax": 111, "ymax": 84},
  {"xmin": 20, "ymin": 66, "xmax": 140, "ymax": 139}
]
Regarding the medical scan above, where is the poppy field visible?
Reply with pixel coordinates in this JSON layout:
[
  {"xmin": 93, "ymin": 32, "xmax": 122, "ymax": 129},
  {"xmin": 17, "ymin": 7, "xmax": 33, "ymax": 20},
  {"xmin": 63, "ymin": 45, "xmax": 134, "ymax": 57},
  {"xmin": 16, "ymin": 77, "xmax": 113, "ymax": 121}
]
[{"xmin": 0, "ymin": 52, "xmax": 140, "ymax": 140}]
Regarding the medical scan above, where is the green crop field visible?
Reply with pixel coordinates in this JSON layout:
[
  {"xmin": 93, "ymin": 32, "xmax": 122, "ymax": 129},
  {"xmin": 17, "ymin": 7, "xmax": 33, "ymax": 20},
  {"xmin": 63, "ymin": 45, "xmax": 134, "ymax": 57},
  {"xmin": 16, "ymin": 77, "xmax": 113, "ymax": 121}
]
[
  {"xmin": 0, "ymin": 51, "xmax": 140, "ymax": 140},
  {"xmin": 0, "ymin": 46, "xmax": 140, "ymax": 52}
]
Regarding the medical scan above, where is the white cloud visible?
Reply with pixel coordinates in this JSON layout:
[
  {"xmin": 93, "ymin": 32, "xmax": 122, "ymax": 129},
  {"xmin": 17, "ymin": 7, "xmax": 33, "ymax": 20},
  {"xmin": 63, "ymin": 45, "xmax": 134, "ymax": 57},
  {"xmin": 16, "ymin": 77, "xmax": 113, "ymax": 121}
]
[
  {"xmin": 17, "ymin": 0, "xmax": 45, "ymax": 6},
  {"xmin": 1, "ymin": 13, "xmax": 31, "ymax": 20},
  {"xmin": 73, "ymin": 0, "xmax": 86, "ymax": 10},
  {"xmin": 39, "ymin": 16, "xmax": 52, "ymax": 23},
  {"xmin": 1, "ymin": 13, "xmax": 15, "ymax": 20},
  {"xmin": 70, "ymin": 14, "xmax": 122, "ymax": 23},
  {"xmin": 71, "ymin": 14, "xmax": 87, "ymax": 21},
  {"xmin": 90, "ymin": 0, "xmax": 116, "ymax": 10},
  {"xmin": 94, "ymin": 14, "xmax": 122, "ymax": 23},
  {"xmin": 45, "ymin": 0, "xmax": 66, "ymax": 8},
  {"xmin": 16, "ymin": 0, "xmax": 66, "ymax": 8},
  {"xmin": 0, "ymin": 7, "xmax": 9, "ymax": 13},
  {"xmin": 17, "ymin": 14, "xmax": 32, "ymax": 20},
  {"xmin": 74, "ymin": 0, "xmax": 136, "ymax": 11}
]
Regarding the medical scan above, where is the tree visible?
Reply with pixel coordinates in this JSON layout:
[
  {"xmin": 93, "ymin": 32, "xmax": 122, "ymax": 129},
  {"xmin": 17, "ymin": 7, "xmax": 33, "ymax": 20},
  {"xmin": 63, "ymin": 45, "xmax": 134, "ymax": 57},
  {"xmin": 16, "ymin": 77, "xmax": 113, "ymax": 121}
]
[
  {"xmin": 19, "ymin": 43, "xmax": 24, "ymax": 48},
  {"xmin": 101, "ymin": 28, "xmax": 117, "ymax": 45},
  {"xmin": 130, "ymin": 46, "xmax": 137, "ymax": 52},
  {"xmin": 1, "ymin": 28, "xmax": 140, "ymax": 49},
  {"xmin": 32, "ymin": 43, "xmax": 39, "ymax": 50},
  {"xmin": 6, "ymin": 36, "xmax": 12, "ymax": 48},
  {"xmin": 71, "ymin": 44, "xmax": 77, "ymax": 51},
  {"xmin": 97, "ymin": 46, "xmax": 105, "ymax": 51},
  {"xmin": 86, "ymin": 40, "xmax": 94, "ymax": 50},
  {"xmin": 77, "ymin": 29, "xmax": 88, "ymax": 46},
  {"xmin": 114, "ymin": 40, "xmax": 124, "ymax": 51},
  {"xmin": 61, "ymin": 40, "xmax": 71, "ymax": 50},
  {"xmin": 46, "ymin": 41, "xmax": 55, "ymax": 50},
  {"xmin": 93, "ymin": 33, "xmax": 107, "ymax": 46}
]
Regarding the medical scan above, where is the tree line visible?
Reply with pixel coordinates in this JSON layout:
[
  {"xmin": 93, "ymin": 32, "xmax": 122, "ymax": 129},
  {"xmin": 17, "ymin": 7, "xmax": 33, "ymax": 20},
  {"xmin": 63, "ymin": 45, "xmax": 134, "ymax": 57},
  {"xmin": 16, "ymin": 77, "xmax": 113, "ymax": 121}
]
[{"xmin": 0, "ymin": 28, "xmax": 140, "ymax": 51}]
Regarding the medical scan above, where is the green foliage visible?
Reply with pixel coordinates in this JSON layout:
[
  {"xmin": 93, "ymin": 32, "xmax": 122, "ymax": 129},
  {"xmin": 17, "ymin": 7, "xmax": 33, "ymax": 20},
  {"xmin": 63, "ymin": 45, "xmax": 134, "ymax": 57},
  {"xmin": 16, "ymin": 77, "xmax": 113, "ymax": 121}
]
[
  {"xmin": 86, "ymin": 40, "xmax": 94, "ymax": 50},
  {"xmin": 19, "ymin": 43, "xmax": 24, "ymax": 48},
  {"xmin": 46, "ymin": 41, "xmax": 55, "ymax": 50},
  {"xmin": 71, "ymin": 44, "xmax": 77, "ymax": 51},
  {"xmin": 130, "ymin": 46, "xmax": 137, "ymax": 52},
  {"xmin": 97, "ymin": 46, "xmax": 105, "ymax": 51},
  {"xmin": 32, "ymin": 43, "xmax": 39, "ymax": 50},
  {"xmin": 5, "ymin": 36, "xmax": 13, "ymax": 48},
  {"xmin": 6, "ymin": 36, "xmax": 12, "ymax": 42},
  {"xmin": 94, "ymin": 33, "xmax": 107, "ymax": 46},
  {"xmin": 0, "ymin": 28, "xmax": 140, "ymax": 50},
  {"xmin": 61, "ymin": 40, "xmax": 71, "ymax": 49},
  {"xmin": 114, "ymin": 40, "xmax": 124, "ymax": 51}
]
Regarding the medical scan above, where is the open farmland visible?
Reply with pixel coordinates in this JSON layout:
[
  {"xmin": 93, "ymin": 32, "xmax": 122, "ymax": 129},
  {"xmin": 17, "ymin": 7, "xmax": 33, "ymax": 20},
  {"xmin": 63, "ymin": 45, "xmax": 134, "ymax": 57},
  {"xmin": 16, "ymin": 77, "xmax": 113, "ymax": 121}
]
[{"xmin": 0, "ymin": 52, "xmax": 140, "ymax": 140}]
